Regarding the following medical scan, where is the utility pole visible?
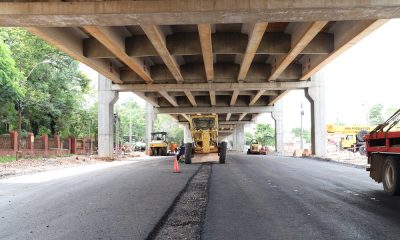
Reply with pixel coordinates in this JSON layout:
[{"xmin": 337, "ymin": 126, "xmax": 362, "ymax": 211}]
[{"xmin": 300, "ymin": 103, "xmax": 304, "ymax": 150}]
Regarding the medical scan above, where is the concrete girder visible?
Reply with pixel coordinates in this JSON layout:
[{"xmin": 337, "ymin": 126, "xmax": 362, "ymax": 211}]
[
  {"xmin": 159, "ymin": 91, "xmax": 179, "ymax": 107},
  {"xmin": 220, "ymin": 121, "xmax": 253, "ymax": 125},
  {"xmin": 134, "ymin": 92, "xmax": 160, "ymax": 107},
  {"xmin": 249, "ymin": 90, "xmax": 266, "ymax": 106},
  {"xmin": 144, "ymin": 90, "xmax": 279, "ymax": 98},
  {"xmin": 230, "ymin": 89, "xmax": 240, "ymax": 106},
  {"xmin": 83, "ymin": 32, "xmax": 334, "ymax": 58},
  {"xmin": 238, "ymin": 22, "xmax": 268, "ymax": 81},
  {"xmin": 198, "ymin": 24, "xmax": 214, "ymax": 82},
  {"xmin": 156, "ymin": 106, "xmax": 274, "ymax": 115},
  {"xmin": 226, "ymin": 113, "xmax": 232, "ymax": 121},
  {"xmin": 83, "ymin": 26, "xmax": 152, "ymax": 83},
  {"xmin": 238, "ymin": 113, "xmax": 247, "ymax": 121},
  {"xmin": 141, "ymin": 25, "xmax": 184, "ymax": 83},
  {"xmin": 268, "ymin": 90, "xmax": 289, "ymax": 106},
  {"xmin": 184, "ymin": 90, "xmax": 197, "ymax": 107},
  {"xmin": 300, "ymin": 19, "xmax": 388, "ymax": 80},
  {"xmin": 26, "ymin": 27, "xmax": 122, "ymax": 84},
  {"xmin": 2, "ymin": 1, "xmax": 400, "ymax": 26},
  {"xmin": 120, "ymin": 62, "xmax": 302, "ymax": 83},
  {"xmin": 112, "ymin": 81, "xmax": 311, "ymax": 92},
  {"xmin": 181, "ymin": 114, "xmax": 191, "ymax": 122},
  {"xmin": 268, "ymin": 21, "xmax": 328, "ymax": 81},
  {"xmin": 209, "ymin": 90, "xmax": 216, "ymax": 106}
]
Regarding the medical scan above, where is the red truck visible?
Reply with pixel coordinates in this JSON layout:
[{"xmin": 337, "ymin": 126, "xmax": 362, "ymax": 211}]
[{"xmin": 365, "ymin": 109, "xmax": 400, "ymax": 195}]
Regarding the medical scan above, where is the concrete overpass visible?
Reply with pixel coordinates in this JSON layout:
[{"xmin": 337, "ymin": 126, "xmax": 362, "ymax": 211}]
[{"xmin": 0, "ymin": 0, "xmax": 397, "ymax": 156}]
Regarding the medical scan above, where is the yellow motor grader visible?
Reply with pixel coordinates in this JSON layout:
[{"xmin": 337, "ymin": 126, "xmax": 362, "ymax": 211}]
[{"xmin": 184, "ymin": 115, "xmax": 227, "ymax": 164}]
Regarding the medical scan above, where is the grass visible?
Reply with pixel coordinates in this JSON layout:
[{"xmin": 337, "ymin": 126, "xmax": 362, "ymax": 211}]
[{"xmin": 0, "ymin": 156, "xmax": 17, "ymax": 163}]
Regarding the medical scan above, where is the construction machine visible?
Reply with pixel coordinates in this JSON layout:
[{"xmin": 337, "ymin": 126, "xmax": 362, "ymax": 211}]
[
  {"xmin": 184, "ymin": 115, "xmax": 227, "ymax": 164},
  {"xmin": 247, "ymin": 139, "xmax": 261, "ymax": 154},
  {"xmin": 149, "ymin": 132, "xmax": 168, "ymax": 156},
  {"xmin": 326, "ymin": 124, "xmax": 372, "ymax": 155}
]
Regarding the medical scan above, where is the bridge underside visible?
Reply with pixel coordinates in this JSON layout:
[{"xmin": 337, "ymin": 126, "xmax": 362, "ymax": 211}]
[{"xmin": 1, "ymin": 0, "xmax": 396, "ymax": 155}]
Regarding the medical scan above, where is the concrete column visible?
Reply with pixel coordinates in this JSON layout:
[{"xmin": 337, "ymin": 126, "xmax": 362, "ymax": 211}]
[
  {"xmin": 234, "ymin": 123, "xmax": 245, "ymax": 152},
  {"xmin": 145, "ymin": 102, "xmax": 155, "ymax": 151},
  {"xmin": 271, "ymin": 100, "xmax": 283, "ymax": 155},
  {"xmin": 182, "ymin": 122, "xmax": 192, "ymax": 144},
  {"xmin": 305, "ymin": 71, "xmax": 326, "ymax": 157},
  {"xmin": 98, "ymin": 74, "xmax": 119, "ymax": 157}
]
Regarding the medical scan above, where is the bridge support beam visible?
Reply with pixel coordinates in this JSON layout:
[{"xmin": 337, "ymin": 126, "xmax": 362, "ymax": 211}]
[
  {"xmin": 145, "ymin": 102, "xmax": 155, "ymax": 152},
  {"xmin": 182, "ymin": 122, "xmax": 192, "ymax": 144},
  {"xmin": 98, "ymin": 74, "xmax": 118, "ymax": 157},
  {"xmin": 305, "ymin": 71, "xmax": 327, "ymax": 157},
  {"xmin": 233, "ymin": 123, "xmax": 245, "ymax": 152},
  {"xmin": 272, "ymin": 100, "xmax": 283, "ymax": 155}
]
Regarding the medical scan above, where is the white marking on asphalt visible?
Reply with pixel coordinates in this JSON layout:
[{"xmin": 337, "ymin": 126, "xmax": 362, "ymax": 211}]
[{"xmin": 0, "ymin": 160, "xmax": 139, "ymax": 184}]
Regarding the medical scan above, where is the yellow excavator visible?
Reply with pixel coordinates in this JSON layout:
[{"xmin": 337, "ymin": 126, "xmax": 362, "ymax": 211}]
[{"xmin": 184, "ymin": 115, "xmax": 227, "ymax": 164}]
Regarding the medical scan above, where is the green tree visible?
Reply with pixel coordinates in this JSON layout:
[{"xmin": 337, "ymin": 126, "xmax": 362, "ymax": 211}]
[
  {"xmin": 0, "ymin": 35, "xmax": 23, "ymax": 134},
  {"xmin": 291, "ymin": 128, "xmax": 311, "ymax": 143},
  {"xmin": 255, "ymin": 124, "xmax": 275, "ymax": 146},
  {"xmin": 0, "ymin": 28, "xmax": 91, "ymax": 137},
  {"xmin": 245, "ymin": 132, "xmax": 254, "ymax": 145},
  {"xmin": 369, "ymin": 104, "xmax": 384, "ymax": 125},
  {"xmin": 154, "ymin": 114, "xmax": 183, "ymax": 144},
  {"xmin": 117, "ymin": 101, "xmax": 145, "ymax": 142}
]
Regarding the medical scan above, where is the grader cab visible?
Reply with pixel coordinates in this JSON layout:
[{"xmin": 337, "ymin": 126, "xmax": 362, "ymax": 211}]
[{"xmin": 184, "ymin": 115, "xmax": 227, "ymax": 164}]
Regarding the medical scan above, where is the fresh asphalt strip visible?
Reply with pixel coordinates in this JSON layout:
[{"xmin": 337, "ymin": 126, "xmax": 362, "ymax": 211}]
[{"xmin": 145, "ymin": 163, "xmax": 212, "ymax": 240}]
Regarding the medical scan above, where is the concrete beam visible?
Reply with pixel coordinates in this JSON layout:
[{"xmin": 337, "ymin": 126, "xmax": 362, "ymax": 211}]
[
  {"xmin": 159, "ymin": 91, "xmax": 179, "ymax": 107},
  {"xmin": 249, "ymin": 90, "xmax": 266, "ymax": 106},
  {"xmin": 230, "ymin": 90, "xmax": 240, "ymax": 106},
  {"xmin": 156, "ymin": 106, "xmax": 274, "ymax": 114},
  {"xmin": 268, "ymin": 90, "xmax": 289, "ymax": 106},
  {"xmin": 83, "ymin": 26, "xmax": 152, "ymax": 83},
  {"xmin": 85, "ymin": 32, "xmax": 333, "ymax": 58},
  {"xmin": 134, "ymin": 92, "xmax": 160, "ymax": 107},
  {"xmin": 226, "ymin": 113, "xmax": 232, "ymax": 121},
  {"xmin": 181, "ymin": 114, "xmax": 191, "ymax": 122},
  {"xmin": 238, "ymin": 113, "xmax": 247, "ymax": 121},
  {"xmin": 238, "ymin": 22, "xmax": 268, "ymax": 81},
  {"xmin": 209, "ymin": 90, "xmax": 216, "ymax": 106},
  {"xmin": 198, "ymin": 24, "xmax": 214, "ymax": 82},
  {"xmin": 113, "ymin": 81, "xmax": 311, "ymax": 92},
  {"xmin": 184, "ymin": 90, "xmax": 197, "ymax": 107},
  {"xmin": 220, "ymin": 120, "xmax": 253, "ymax": 125},
  {"xmin": 26, "ymin": 27, "xmax": 122, "ymax": 84},
  {"xmin": 141, "ymin": 24, "xmax": 184, "ymax": 83},
  {"xmin": 2, "ymin": 2, "xmax": 400, "ymax": 26},
  {"xmin": 268, "ymin": 21, "xmax": 328, "ymax": 81},
  {"xmin": 301, "ymin": 19, "xmax": 388, "ymax": 80}
]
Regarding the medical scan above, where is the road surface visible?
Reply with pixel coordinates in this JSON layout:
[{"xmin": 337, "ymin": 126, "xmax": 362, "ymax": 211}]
[
  {"xmin": 1, "ymin": 154, "xmax": 400, "ymax": 240},
  {"xmin": 203, "ymin": 154, "xmax": 400, "ymax": 240}
]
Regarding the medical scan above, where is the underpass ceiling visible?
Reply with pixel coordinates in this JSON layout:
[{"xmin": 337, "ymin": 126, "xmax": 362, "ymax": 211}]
[{"xmin": 0, "ymin": 0, "xmax": 394, "ymax": 128}]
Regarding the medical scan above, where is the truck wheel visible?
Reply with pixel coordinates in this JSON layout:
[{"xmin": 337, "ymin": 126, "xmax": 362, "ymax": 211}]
[
  {"xmin": 247, "ymin": 149, "xmax": 250, "ymax": 155},
  {"xmin": 219, "ymin": 142, "xmax": 227, "ymax": 164},
  {"xmin": 359, "ymin": 145, "xmax": 366, "ymax": 156},
  {"xmin": 357, "ymin": 130, "xmax": 368, "ymax": 142},
  {"xmin": 184, "ymin": 143, "xmax": 192, "ymax": 164},
  {"xmin": 382, "ymin": 157, "xmax": 400, "ymax": 195}
]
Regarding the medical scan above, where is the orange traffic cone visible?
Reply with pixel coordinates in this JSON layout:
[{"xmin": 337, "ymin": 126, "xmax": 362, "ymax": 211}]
[{"xmin": 173, "ymin": 155, "xmax": 180, "ymax": 173}]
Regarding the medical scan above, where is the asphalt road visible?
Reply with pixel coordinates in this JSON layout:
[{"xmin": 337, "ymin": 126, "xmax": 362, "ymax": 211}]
[
  {"xmin": 1, "ymin": 154, "xmax": 400, "ymax": 240},
  {"xmin": 203, "ymin": 154, "xmax": 400, "ymax": 240},
  {"xmin": 0, "ymin": 157, "xmax": 200, "ymax": 240}
]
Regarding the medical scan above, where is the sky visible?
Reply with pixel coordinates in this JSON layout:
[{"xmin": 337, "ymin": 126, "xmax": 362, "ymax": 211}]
[{"xmin": 80, "ymin": 19, "xmax": 400, "ymax": 132}]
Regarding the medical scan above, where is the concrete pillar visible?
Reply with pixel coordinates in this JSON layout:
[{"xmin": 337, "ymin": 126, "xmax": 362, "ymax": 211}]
[
  {"xmin": 234, "ymin": 123, "xmax": 245, "ymax": 152},
  {"xmin": 305, "ymin": 71, "xmax": 326, "ymax": 157},
  {"xmin": 98, "ymin": 74, "xmax": 119, "ymax": 157},
  {"xmin": 182, "ymin": 122, "xmax": 192, "ymax": 144},
  {"xmin": 145, "ymin": 102, "xmax": 155, "ymax": 151},
  {"xmin": 271, "ymin": 100, "xmax": 283, "ymax": 155}
]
